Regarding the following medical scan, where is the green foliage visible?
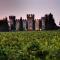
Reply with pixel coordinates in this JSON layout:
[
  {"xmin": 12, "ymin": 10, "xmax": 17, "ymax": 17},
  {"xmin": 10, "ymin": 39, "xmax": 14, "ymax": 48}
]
[{"xmin": 0, "ymin": 31, "xmax": 60, "ymax": 60}]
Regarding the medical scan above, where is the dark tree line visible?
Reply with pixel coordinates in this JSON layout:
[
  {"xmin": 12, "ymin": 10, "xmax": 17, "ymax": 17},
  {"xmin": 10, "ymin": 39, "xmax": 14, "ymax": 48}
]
[{"xmin": 45, "ymin": 13, "xmax": 59, "ymax": 30}]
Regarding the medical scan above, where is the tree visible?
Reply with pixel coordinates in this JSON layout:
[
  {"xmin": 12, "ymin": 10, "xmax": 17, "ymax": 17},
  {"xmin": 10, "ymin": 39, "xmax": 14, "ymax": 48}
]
[{"xmin": 45, "ymin": 13, "xmax": 58, "ymax": 30}]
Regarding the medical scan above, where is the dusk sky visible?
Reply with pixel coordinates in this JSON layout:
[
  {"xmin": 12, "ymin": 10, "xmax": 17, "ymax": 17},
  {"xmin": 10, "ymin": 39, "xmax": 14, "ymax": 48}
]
[{"xmin": 0, "ymin": 0, "xmax": 60, "ymax": 26}]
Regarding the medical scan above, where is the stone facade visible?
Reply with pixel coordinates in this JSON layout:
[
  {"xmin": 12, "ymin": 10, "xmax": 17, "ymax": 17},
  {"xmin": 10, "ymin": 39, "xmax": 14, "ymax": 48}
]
[
  {"xmin": 16, "ymin": 19, "xmax": 20, "ymax": 31},
  {"xmin": 27, "ymin": 14, "xmax": 35, "ymax": 31},
  {"xmin": 23, "ymin": 19, "xmax": 27, "ymax": 31},
  {"xmin": 35, "ymin": 19, "xmax": 40, "ymax": 30},
  {"xmin": 9, "ymin": 16, "xmax": 16, "ymax": 31}
]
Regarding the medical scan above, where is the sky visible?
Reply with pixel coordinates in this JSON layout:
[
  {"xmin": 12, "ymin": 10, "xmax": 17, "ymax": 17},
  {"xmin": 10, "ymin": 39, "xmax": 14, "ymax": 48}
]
[{"xmin": 0, "ymin": 0, "xmax": 60, "ymax": 26}]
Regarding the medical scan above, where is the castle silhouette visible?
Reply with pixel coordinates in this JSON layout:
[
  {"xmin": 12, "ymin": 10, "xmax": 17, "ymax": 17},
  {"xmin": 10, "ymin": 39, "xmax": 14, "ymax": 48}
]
[{"xmin": 0, "ymin": 13, "xmax": 59, "ymax": 32}]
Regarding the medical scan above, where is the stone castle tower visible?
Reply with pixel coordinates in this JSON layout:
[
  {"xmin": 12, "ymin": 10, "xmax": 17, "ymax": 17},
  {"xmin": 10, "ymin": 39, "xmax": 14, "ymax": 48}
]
[
  {"xmin": 9, "ymin": 16, "xmax": 16, "ymax": 31},
  {"xmin": 16, "ymin": 19, "xmax": 20, "ymax": 31},
  {"xmin": 27, "ymin": 14, "xmax": 35, "ymax": 31}
]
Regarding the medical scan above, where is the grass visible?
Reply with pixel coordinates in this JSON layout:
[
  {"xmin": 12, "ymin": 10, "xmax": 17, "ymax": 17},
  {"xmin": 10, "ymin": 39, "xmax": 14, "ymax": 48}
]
[{"xmin": 0, "ymin": 31, "xmax": 60, "ymax": 60}]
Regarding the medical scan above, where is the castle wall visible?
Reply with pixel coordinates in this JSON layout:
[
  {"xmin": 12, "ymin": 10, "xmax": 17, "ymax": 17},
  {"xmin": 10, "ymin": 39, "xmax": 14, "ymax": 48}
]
[
  {"xmin": 27, "ymin": 14, "xmax": 34, "ymax": 31},
  {"xmin": 16, "ymin": 19, "xmax": 20, "ymax": 31},
  {"xmin": 9, "ymin": 16, "xmax": 16, "ymax": 31},
  {"xmin": 35, "ymin": 19, "xmax": 40, "ymax": 30},
  {"xmin": 23, "ymin": 19, "xmax": 27, "ymax": 31}
]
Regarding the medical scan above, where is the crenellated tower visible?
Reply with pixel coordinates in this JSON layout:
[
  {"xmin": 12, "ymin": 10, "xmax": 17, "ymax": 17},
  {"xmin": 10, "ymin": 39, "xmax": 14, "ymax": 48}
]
[
  {"xmin": 9, "ymin": 16, "xmax": 16, "ymax": 31},
  {"xmin": 27, "ymin": 14, "xmax": 35, "ymax": 31}
]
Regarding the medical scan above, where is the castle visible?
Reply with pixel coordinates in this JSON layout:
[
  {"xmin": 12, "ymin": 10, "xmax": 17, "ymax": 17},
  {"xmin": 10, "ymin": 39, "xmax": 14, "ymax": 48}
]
[{"xmin": 0, "ymin": 13, "xmax": 59, "ymax": 32}]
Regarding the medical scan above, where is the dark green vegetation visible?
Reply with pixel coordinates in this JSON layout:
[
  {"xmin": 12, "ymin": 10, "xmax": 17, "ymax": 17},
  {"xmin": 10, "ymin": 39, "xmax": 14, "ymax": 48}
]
[{"xmin": 0, "ymin": 31, "xmax": 60, "ymax": 60}]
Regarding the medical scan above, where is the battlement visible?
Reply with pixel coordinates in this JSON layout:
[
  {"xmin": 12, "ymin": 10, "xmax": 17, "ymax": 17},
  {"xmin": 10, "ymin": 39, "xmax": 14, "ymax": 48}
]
[
  {"xmin": 35, "ymin": 19, "xmax": 40, "ymax": 21},
  {"xmin": 9, "ymin": 16, "xmax": 16, "ymax": 19},
  {"xmin": 27, "ymin": 14, "xmax": 34, "ymax": 18}
]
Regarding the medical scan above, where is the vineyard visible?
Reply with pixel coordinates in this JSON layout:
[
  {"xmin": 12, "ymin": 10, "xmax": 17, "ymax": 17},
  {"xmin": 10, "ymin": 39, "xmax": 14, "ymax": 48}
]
[{"xmin": 0, "ymin": 31, "xmax": 60, "ymax": 60}]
